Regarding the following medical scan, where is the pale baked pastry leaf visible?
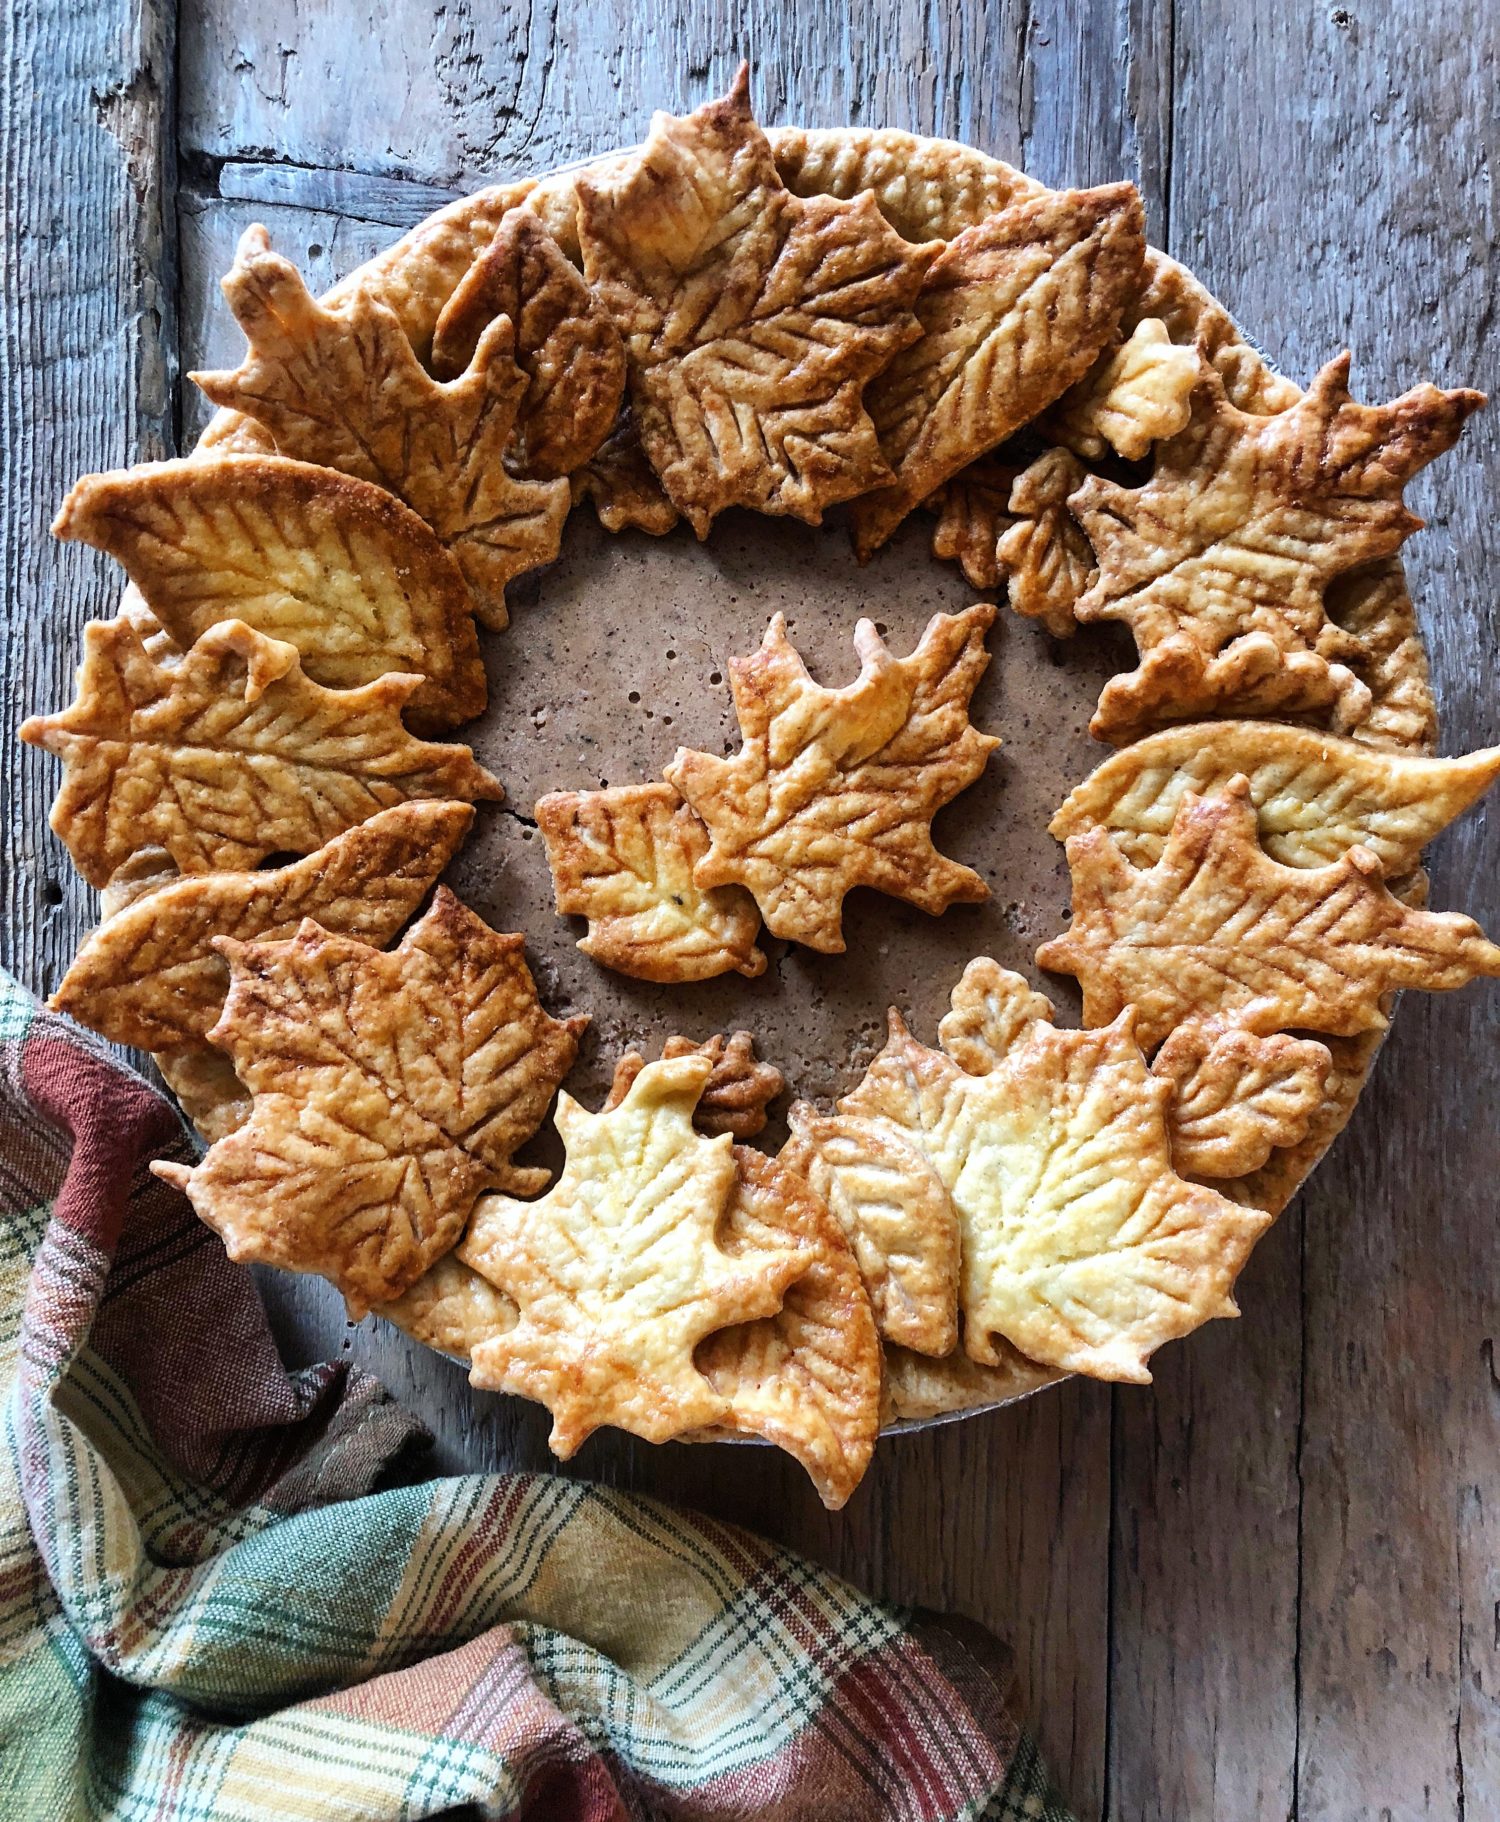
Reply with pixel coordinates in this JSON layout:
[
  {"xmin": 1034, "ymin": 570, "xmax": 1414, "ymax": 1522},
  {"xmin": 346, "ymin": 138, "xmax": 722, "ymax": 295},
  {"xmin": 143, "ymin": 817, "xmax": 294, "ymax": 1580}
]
[
  {"xmin": 460, "ymin": 1055, "xmax": 806, "ymax": 1455},
  {"xmin": 53, "ymin": 454, "xmax": 487, "ymax": 733},
  {"xmin": 782, "ymin": 1104, "xmax": 960, "ymax": 1357},
  {"xmin": 536, "ymin": 781, "xmax": 765, "ymax": 982},
  {"xmin": 154, "ymin": 887, "xmax": 586, "ymax": 1316},
  {"xmin": 666, "ymin": 606, "xmax": 999, "ymax": 953},
  {"xmin": 1049, "ymin": 721, "xmax": 1500, "ymax": 872},
  {"xmin": 694, "ymin": 1145, "xmax": 881, "ymax": 1509},
  {"xmin": 993, "ymin": 448, "xmax": 1096, "ymax": 637},
  {"xmin": 841, "ymin": 976, "xmax": 1269, "ymax": 1381},
  {"xmin": 1043, "ymin": 317, "xmax": 1200, "ymax": 461},
  {"xmin": 1071, "ymin": 353, "xmax": 1483, "ymax": 741},
  {"xmin": 577, "ymin": 67, "xmax": 934, "ymax": 536},
  {"xmin": 851, "ymin": 182, "xmax": 1145, "ymax": 554},
  {"xmin": 20, "ymin": 617, "xmax": 501, "ymax": 887},
  {"xmin": 192, "ymin": 226, "xmax": 570, "ymax": 630},
  {"xmin": 1037, "ymin": 777, "xmax": 1500, "ymax": 1048}
]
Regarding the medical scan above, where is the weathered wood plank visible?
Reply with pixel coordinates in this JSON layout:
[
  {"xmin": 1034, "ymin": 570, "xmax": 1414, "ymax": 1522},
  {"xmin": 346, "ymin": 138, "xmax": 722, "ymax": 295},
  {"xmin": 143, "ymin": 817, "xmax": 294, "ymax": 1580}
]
[
  {"xmin": 0, "ymin": 1, "xmax": 176, "ymax": 996},
  {"xmin": 1128, "ymin": 5, "xmax": 1500, "ymax": 1819}
]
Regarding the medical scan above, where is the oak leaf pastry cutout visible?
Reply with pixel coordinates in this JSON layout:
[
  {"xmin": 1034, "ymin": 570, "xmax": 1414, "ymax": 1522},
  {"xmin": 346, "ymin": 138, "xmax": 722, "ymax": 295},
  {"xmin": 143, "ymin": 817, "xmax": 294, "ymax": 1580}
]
[
  {"xmin": 53, "ymin": 454, "xmax": 487, "ymax": 733},
  {"xmin": 781, "ymin": 1104, "xmax": 960, "ymax": 1357},
  {"xmin": 1070, "ymin": 353, "xmax": 1484, "ymax": 741},
  {"xmin": 605, "ymin": 1031, "xmax": 784, "ymax": 1140},
  {"xmin": 840, "ymin": 964, "xmax": 1270, "ymax": 1381},
  {"xmin": 993, "ymin": 448, "xmax": 1096, "ymax": 637},
  {"xmin": 576, "ymin": 67, "xmax": 935, "ymax": 536},
  {"xmin": 1037, "ymin": 778, "xmax": 1500, "ymax": 1050},
  {"xmin": 535, "ymin": 781, "xmax": 765, "ymax": 982},
  {"xmin": 1050, "ymin": 721, "xmax": 1500, "ymax": 873},
  {"xmin": 1152, "ymin": 1017, "xmax": 1333, "ymax": 1179},
  {"xmin": 928, "ymin": 457, "xmax": 1020, "ymax": 591},
  {"xmin": 569, "ymin": 409, "xmax": 680, "ymax": 536},
  {"xmin": 52, "ymin": 800, "xmax": 476, "ymax": 1057},
  {"xmin": 192, "ymin": 227, "xmax": 571, "ymax": 629},
  {"xmin": 850, "ymin": 182, "xmax": 1146, "ymax": 556},
  {"xmin": 20, "ymin": 618, "xmax": 502, "ymax": 887},
  {"xmin": 430, "ymin": 207, "xmax": 626, "ymax": 479},
  {"xmin": 153, "ymin": 886, "xmax": 587, "ymax": 1317},
  {"xmin": 665, "ymin": 605, "xmax": 1000, "ymax": 953},
  {"xmin": 1043, "ymin": 317, "xmax": 1200, "ymax": 461},
  {"xmin": 693, "ymin": 1145, "xmax": 881, "ymax": 1510},
  {"xmin": 459, "ymin": 1054, "xmax": 807, "ymax": 1455}
]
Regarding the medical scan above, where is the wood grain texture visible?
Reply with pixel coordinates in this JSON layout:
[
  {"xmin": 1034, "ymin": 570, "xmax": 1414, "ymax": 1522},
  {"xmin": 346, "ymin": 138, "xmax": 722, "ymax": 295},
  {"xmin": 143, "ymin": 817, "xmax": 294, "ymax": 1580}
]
[
  {"xmin": 0, "ymin": 0, "xmax": 176, "ymax": 1002},
  {"xmin": 8, "ymin": 3, "xmax": 1498, "ymax": 1818}
]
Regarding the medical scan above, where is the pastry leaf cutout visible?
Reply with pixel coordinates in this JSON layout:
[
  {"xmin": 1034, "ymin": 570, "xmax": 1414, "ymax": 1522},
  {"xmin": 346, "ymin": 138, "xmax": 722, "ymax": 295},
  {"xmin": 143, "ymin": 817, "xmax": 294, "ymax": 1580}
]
[
  {"xmin": 1153, "ymin": 1018, "xmax": 1332, "ymax": 1179},
  {"xmin": 154, "ymin": 888, "xmax": 586, "ymax": 1316},
  {"xmin": 1044, "ymin": 317, "xmax": 1199, "ymax": 461},
  {"xmin": 21, "ymin": 617, "xmax": 502, "ymax": 886},
  {"xmin": 1038, "ymin": 777, "xmax": 1500, "ymax": 1049},
  {"xmin": 666, "ymin": 606, "xmax": 999, "ymax": 952},
  {"xmin": 52, "ymin": 800, "xmax": 476, "ymax": 1053},
  {"xmin": 1050, "ymin": 720, "xmax": 1500, "ymax": 873},
  {"xmin": 52, "ymin": 454, "xmax": 487, "ymax": 733},
  {"xmin": 577, "ymin": 67, "xmax": 934, "ymax": 535},
  {"xmin": 1071, "ymin": 353, "xmax": 1483, "ymax": 739},
  {"xmin": 840, "ymin": 962, "xmax": 1269, "ymax": 1381},
  {"xmin": 851, "ymin": 182, "xmax": 1145, "ymax": 554},
  {"xmin": 431, "ymin": 206, "xmax": 627, "ymax": 478},
  {"xmin": 461, "ymin": 1055, "xmax": 806, "ymax": 1455},
  {"xmin": 536, "ymin": 781, "xmax": 765, "ymax": 982},
  {"xmin": 606, "ymin": 1031, "xmax": 784, "ymax": 1140},
  {"xmin": 192, "ymin": 226, "xmax": 570, "ymax": 629}
]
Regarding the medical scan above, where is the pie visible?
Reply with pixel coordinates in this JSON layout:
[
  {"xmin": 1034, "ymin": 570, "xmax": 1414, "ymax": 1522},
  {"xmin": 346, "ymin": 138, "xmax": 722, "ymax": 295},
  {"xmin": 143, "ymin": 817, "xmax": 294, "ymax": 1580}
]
[{"xmin": 24, "ymin": 68, "xmax": 1496, "ymax": 1507}]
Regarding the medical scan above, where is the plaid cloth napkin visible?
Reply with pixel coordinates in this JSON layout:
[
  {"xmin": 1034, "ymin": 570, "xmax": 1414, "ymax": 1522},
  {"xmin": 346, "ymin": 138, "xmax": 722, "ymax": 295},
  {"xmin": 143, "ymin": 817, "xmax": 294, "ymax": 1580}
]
[{"xmin": 0, "ymin": 969, "xmax": 1073, "ymax": 1821}]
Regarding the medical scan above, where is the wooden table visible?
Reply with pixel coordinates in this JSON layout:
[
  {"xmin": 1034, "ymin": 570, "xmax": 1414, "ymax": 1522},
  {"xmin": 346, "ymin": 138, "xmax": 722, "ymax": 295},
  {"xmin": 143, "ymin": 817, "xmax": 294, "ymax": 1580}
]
[{"xmin": 4, "ymin": 3, "xmax": 1496, "ymax": 1814}]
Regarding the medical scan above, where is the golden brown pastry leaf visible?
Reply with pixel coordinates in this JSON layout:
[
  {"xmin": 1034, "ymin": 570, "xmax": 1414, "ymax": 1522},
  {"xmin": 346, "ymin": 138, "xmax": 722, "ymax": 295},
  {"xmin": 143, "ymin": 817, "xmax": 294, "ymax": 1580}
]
[
  {"xmin": 993, "ymin": 448, "xmax": 1096, "ymax": 637},
  {"xmin": 21, "ymin": 617, "xmax": 501, "ymax": 887},
  {"xmin": 606, "ymin": 1031, "xmax": 783, "ymax": 1140},
  {"xmin": 851, "ymin": 183, "xmax": 1145, "ymax": 554},
  {"xmin": 460, "ymin": 1055, "xmax": 805, "ymax": 1455},
  {"xmin": 52, "ymin": 454, "xmax": 487, "ymax": 733},
  {"xmin": 569, "ymin": 409, "xmax": 681, "ymax": 535},
  {"xmin": 536, "ymin": 781, "xmax": 765, "ymax": 982},
  {"xmin": 1050, "ymin": 721, "xmax": 1500, "ymax": 872},
  {"xmin": 1038, "ymin": 777, "xmax": 1500, "ymax": 1048},
  {"xmin": 840, "ymin": 976, "xmax": 1269, "ymax": 1381},
  {"xmin": 191, "ymin": 227, "xmax": 569, "ymax": 629},
  {"xmin": 694, "ymin": 1146, "xmax": 881, "ymax": 1509},
  {"xmin": 1072, "ymin": 353, "xmax": 1484, "ymax": 740},
  {"xmin": 666, "ymin": 606, "xmax": 999, "ymax": 952},
  {"xmin": 781, "ymin": 1104, "xmax": 959, "ymax": 1357},
  {"xmin": 927, "ymin": 458, "xmax": 1019, "ymax": 591},
  {"xmin": 1153, "ymin": 1018, "xmax": 1332, "ymax": 1178},
  {"xmin": 374, "ymin": 1253, "xmax": 518, "ymax": 1360},
  {"xmin": 52, "ymin": 800, "xmax": 476, "ymax": 1053},
  {"xmin": 154, "ymin": 887, "xmax": 586, "ymax": 1316},
  {"xmin": 577, "ymin": 67, "xmax": 934, "ymax": 536},
  {"xmin": 430, "ymin": 207, "xmax": 626, "ymax": 478}
]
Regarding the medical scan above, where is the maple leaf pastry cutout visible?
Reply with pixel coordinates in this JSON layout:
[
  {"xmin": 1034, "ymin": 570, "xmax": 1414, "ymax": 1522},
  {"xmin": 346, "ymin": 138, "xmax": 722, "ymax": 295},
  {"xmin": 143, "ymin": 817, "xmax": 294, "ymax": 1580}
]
[
  {"xmin": 569, "ymin": 407, "xmax": 681, "ymax": 536},
  {"xmin": 535, "ymin": 781, "xmax": 765, "ymax": 982},
  {"xmin": 20, "ymin": 617, "xmax": 502, "ymax": 887},
  {"xmin": 154, "ymin": 887, "xmax": 587, "ymax": 1316},
  {"xmin": 850, "ymin": 181, "xmax": 1146, "ymax": 556},
  {"xmin": 1043, "ymin": 317, "xmax": 1201, "ymax": 462},
  {"xmin": 993, "ymin": 448, "xmax": 1097, "ymax": 637},
  {"xmin": 928, "ymin": 457, "xmax": 1020, "ymax": 592},
  {"xmin": 429, "ymin": 206, "xmax": 627, "ymax": 478},
  {"xmin": 53, "ymin": 454, "xmax": 487, "ymax": 733},
  {"xmin": 458, "ymin": 1054, "xmax": 808, "ymax": 1455},
  {"xmin": 605, "ymin": 1031, "xmax": 784, "ymax": 1139},
  {"xmin": 840, "ymin": 959, "xmax": 1270, "ymax": 1381},
  {"xmin": 191, "ymin": 225, "xmax": 571, "ymax": 629},
  {"xmin": 1037, "ymin": 777, "xmax": 1500, "ymax": 1050},
  {"xmin": 575, "ymin": 66, "xmax": 936, "ymax": 536},
  {"xmin": 693, "ymin": 1145, "xmax": 881, "ymax": 1510},
  {"xmin": 1069, "ymin": 352, "xmax": 1485, "ymax": 742},
  {"xmin": 1049, "ymin": 720, "xmax": 1500, "ymax": 873},
  {"xmin": 665, "ymin": 605, "xmax": 1000, "ymax": 953}
]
